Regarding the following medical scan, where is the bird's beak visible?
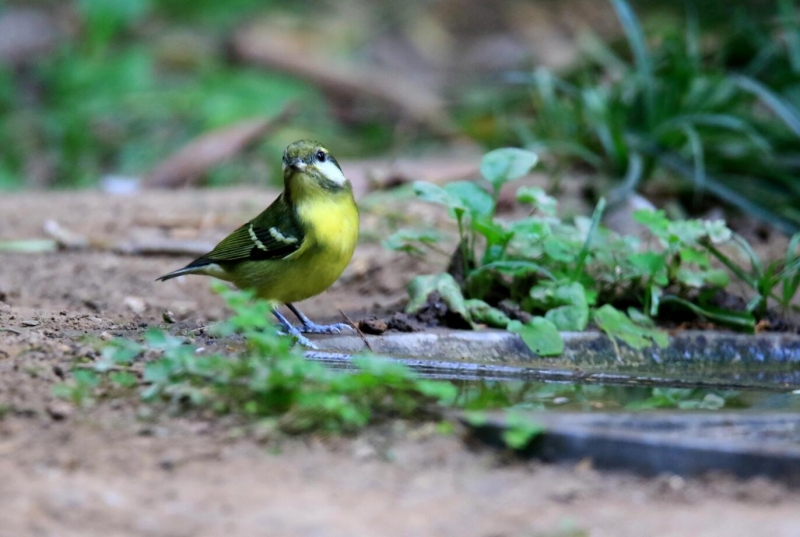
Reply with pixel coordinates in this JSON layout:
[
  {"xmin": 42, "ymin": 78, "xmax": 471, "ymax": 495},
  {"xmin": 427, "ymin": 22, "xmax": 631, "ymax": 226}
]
[{"xmin": 290, "ymin": 158, "xmax": 306, "ymax": 171}]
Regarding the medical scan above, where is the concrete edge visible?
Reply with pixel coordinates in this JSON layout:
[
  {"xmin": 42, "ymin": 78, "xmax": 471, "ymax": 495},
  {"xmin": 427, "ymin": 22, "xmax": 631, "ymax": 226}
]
[{"xmin": 466, "ymin": 411, "xmax": 800, "ymax": 486}]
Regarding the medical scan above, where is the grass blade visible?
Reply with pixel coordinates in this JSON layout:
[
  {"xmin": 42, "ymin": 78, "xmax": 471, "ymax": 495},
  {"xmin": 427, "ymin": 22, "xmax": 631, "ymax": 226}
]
[
  {"xmin": 779, "ymin": 0, "xmax": 800, "ymax": 73},
  {"xmin": 572, "ymin": 197, "xmax": 607, "ymax": 280},
  {"xmin": 610, "ymin": 0, "xmax": 654, "ymax": 120},
  {"xmin": 682, "ymin": 124, "xmax": 706, "ymax": 199},
  {"xmin": 661, "ymin": 295, "xmax": 755, "ymax": 332},
  {"xmin": 733, "ymin": 74, "xmax": 800, "ymax": 138},
  {"xmin": 654, "ymin": 113, "xmax": 772, "ymax": 154},
  {"xmin": 607, "ymin": 151, "xmax": 643, "ymax": 205}
]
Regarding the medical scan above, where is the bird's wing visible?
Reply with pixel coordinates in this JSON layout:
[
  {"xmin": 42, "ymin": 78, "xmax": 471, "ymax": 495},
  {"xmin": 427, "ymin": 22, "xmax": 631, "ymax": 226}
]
[{"xmin": 203, "ymin": 195, "xmax": 305, "ymax": 263}]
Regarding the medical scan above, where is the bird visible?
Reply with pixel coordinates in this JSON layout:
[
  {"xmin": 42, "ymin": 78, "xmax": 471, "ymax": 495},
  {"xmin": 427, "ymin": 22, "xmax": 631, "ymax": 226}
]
[{"xmin": 157, "ymin": 140, "xmax": 359, "ymax": 348}]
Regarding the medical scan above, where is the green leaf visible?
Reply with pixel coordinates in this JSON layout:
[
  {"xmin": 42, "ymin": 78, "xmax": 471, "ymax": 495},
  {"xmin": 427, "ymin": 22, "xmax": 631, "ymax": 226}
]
[
  {"xmin": 593, "ymin": 305, "xmax": 668, "ymax": 350},
  {"xmin": 508, "ymin": 318, "xmax": 564, "ymax": 356},
  {"xmin": 627, "ymin": 307, "xmax": 655, "ymax": 327},
  {"xmin": 406, "ymin": 273, "xmax": 472, "ymax": 326},
  {"xmin": 516, "ymin": 186, "xmax": 557, "ymax": 216},
  {"xmin": 629, "ymin": 252, "xmax": 668, "ymax": 285},
  {"xmin": 383, "ymin": 229, "xmax": 443, "ymax": 255},
  {"xmin": 468, "ymin": 260, "xmax": 555, "ymax": 281},
  {"xmin": 144, "ymin": 328, "xmax": 185, "ymax": 350},
  {"xmin": 528, "ymin": 282, "xmax": 589, "ymax": 331},
  {"xmin": 73, "ymin": 369, "xmax": 100, "ymax": 387},
  {"xmin": 678, "ymin": 393, "xmax": 726, "ymax": 410},
  {"xmin": 444, "ymin": 181, "xmax": 494, "ymax": 218},
  {"xmin": 480, "ymin": 148, "xmax": 539, "ymax": 191},
  {"xmin": 109, "ymin": 371, "xmax": 138, "ymax": 388},
  {"xmin": 413, "ymin": 181, "xmax": 464, "ymax": 212},
  {"xmin": 465, "ymin": 299, "xmax": 512, "ymax": 328}
]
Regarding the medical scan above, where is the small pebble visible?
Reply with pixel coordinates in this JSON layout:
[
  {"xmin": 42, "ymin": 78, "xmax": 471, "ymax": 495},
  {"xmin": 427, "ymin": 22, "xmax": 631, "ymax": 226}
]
[
  {"xmin": 21, "ymin": 319, "xmax": 39, "ymax": 327},
  {"xmin": 123, "ymin": 296, "xmax": 146, "ymax": 314},
  {"xmin": 46, "ymin": 401, "xmax": 73, "ymax": 421},
  {"xmin": 162, "ymin": 310, "xmax": 177, "ymax": 324}
]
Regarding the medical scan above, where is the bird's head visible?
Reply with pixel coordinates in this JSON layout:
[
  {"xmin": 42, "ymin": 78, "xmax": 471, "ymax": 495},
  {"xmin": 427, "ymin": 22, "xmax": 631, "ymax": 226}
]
[{"xmin": 282, "ymin": 140, "xmax": 350, "ymax": 199}]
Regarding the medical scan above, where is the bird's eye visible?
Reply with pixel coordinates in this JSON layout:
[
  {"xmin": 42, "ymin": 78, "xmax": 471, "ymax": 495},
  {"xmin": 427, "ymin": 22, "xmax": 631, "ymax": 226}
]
[{"xmin": 315, "ymin": 150, "xmax": 326, "ymax": 162}]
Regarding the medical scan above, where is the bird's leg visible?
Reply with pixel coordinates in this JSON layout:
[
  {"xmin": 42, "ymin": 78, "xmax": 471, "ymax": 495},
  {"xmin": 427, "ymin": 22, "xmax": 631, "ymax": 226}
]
[
  {"xmin": 286, "ymin": 303, "xmax": 353, "ymax": 334},
  {"xmin": 272, "ymin": 308, "xmax": 318, "ymax": 349}
]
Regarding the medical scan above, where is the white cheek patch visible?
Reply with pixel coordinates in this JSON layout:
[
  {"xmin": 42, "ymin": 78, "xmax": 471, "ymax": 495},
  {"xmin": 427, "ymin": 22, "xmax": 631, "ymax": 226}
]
[{"xmin": 317, "ymin": 159, "xmax": 348, "ymax": 186}]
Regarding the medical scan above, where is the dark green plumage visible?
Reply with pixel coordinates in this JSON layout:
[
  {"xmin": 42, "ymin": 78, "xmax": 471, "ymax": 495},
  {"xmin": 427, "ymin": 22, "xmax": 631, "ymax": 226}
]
[{"xmin": 157, "ymin": 193, "xmax": 306, "ymax": 280}]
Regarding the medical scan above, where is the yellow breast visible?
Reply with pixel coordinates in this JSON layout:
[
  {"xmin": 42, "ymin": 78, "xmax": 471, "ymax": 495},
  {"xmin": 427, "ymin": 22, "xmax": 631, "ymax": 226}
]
[
  {"xmin": 236, "ymin": 192, "xmax": 358, "ymax": 304},
  {"xmin": 297, "ymin": 193, "xmax": 359, "ymax": 258}
]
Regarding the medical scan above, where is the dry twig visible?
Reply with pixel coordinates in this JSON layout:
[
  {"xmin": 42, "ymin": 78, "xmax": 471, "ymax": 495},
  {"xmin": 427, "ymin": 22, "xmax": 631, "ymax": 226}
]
[
  {"xmin": 145, "ymin": 102, "xmax": 297, "ymax": 189},
  {"xmin": 44, "ymin": 220, "xmax": 213, "ymax": 257},
  {"xmin": 338, "ymin": 309, "xmax": 373, "ymax": 352}
]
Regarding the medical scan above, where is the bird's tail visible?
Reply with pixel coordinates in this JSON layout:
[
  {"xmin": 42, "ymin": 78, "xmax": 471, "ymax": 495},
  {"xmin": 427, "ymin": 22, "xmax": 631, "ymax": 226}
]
[
  {"xmin": 156, "ymin": 257, "xmax": 214, "ymax": 282},
  {"xmin": 156, "ymin": 266, "xmax": 196, "ymax": 282}
]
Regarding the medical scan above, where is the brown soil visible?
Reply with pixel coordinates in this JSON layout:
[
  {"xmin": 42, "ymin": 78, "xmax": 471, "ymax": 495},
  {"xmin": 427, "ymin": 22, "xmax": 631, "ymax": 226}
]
[{"xmin": 2, "ymin": 188, "xmax": 800, "ymax": 537}]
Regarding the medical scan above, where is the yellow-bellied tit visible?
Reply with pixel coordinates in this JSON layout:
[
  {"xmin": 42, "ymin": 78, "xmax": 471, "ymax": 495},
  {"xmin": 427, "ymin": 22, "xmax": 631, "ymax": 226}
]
[{"xmin": 157, "ymin": 140, "xmax": 359, "ymax": 348}]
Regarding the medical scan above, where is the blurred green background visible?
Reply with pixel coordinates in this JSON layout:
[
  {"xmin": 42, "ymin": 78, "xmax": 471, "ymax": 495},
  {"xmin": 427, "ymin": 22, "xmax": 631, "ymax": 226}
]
[{"xmin": 1, "ymin": 0, "xmax": 799, "ymax": 230}]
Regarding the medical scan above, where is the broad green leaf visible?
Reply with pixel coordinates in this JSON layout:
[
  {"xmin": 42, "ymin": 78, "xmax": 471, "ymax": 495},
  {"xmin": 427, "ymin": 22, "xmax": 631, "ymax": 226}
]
[
  {"xmin": 633, "ymin": 209, "xmax": 669, "ymax": 235},
  {"xmin": 444, "ymin": 181, "xmax": 494, "ymax": 218},
  {"xmin": 413, "ymin": 181, "xmax": 464, "ymax": 212},
  {"xmin": 406, "ymin": 273, "xmax": 472, "ymax": 326},
  {"xmin": 383, "ymin": 229, "xmax": 443, "ymax": 255},
  {"xmin": 508, "ymin": 318, "xmax": 564, "ymax": 356},
  {"xmin": 472, "ymin": 217, "xmax": 513, "ymax": 247},
  {"xmin": 528, "ymin": 282, "xmax": 589, "ymax": 331},
  {"xmin": 465, "ymin": 299, "xmax": 512, "ymax": 328},
  {"xmin": 593, "ymin": 305, "xmax": 668, "ymax": 350},
  {"xmin": 480, "ymin": 148, "xmax": 539, "ymax": 190},
  {"xmin": 629, "ymin": 252, "xmax": 668, "ymax": 285}
]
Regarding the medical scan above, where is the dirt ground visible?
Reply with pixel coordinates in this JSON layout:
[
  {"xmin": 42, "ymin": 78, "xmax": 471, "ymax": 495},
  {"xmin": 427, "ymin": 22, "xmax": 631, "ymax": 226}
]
[{"xmin": 2, "ymin": 187, "xmax": 800, "ymax": 537}]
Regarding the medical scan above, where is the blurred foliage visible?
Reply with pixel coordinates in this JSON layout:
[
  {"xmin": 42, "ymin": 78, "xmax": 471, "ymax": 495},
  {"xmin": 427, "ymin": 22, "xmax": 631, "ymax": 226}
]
[
  {"xmin": 474, "ymin": 0, "xmax": 800, "ymax": 232},
  {"xmin": 0, "ymin": 0, "xmax": 340, "ymax": 188}
]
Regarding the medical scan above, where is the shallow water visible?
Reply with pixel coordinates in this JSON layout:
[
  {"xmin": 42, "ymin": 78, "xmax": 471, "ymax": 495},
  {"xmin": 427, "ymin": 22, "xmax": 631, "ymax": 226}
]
[{"xmin": 307, "ymin": 350, "xmax": 800, "ymax": 412}]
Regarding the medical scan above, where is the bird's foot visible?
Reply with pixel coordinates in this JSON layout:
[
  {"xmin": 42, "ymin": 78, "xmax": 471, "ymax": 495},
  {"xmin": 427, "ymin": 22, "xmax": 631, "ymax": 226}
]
[
  {"xmin": 297, "ymin": 321, "xmax": 353, "ymax": 335},
  {"xmin": 278, "ymin": 326, "xmax": 319, "ymax": 349}
]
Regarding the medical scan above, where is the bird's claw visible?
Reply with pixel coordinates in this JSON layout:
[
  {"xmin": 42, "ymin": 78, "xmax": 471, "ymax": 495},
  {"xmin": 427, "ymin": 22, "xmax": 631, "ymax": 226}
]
[
  {"xmin": 298, "ymin": 322, "xmax": 354, "ymax": 335},
  {"xmin": 278, "ymin": 328, "xmax": 319, "ymax": 349}
]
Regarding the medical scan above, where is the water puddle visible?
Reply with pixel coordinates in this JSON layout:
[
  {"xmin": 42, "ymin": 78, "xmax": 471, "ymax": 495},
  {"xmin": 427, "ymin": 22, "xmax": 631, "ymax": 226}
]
[{"xmin": 307, "ymin": 351, "xmax": 800, "ymax": 413}]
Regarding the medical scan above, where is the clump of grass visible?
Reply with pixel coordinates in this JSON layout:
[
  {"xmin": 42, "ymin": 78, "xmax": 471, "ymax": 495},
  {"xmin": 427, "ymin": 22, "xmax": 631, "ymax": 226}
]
[
  {"xmin": 512, "ymin": 0, "xmax": 800, "ymax": 233},
  {"xmin": 387, "ymin": 147, "xmax": 800, "ymax": 355}
]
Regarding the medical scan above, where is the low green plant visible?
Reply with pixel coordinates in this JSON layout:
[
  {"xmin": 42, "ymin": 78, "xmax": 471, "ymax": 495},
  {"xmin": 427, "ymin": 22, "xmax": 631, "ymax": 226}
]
[
  {"xmin": 388, "ymin": 147, "xmax": 800, "ymax": 355},
  {"xmin": 54, "ymin": 283, "xmax": 458, "ymax": 434}
]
